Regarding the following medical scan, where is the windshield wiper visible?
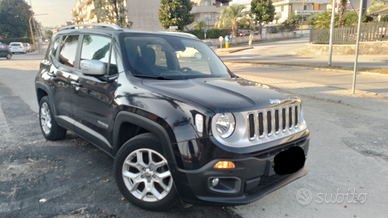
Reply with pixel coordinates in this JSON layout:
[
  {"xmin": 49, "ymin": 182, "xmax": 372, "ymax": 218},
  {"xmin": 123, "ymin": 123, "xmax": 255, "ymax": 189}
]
[{"xmin": 133, "ymin": 74, "xmax": 173, "ymax": 80}]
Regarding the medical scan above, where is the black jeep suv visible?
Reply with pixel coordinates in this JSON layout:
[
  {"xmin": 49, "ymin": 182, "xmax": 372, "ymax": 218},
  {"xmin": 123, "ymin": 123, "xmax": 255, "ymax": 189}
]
[{"xmin": 35, "ymin": 24, "xmax": 310, "ymax": 211}]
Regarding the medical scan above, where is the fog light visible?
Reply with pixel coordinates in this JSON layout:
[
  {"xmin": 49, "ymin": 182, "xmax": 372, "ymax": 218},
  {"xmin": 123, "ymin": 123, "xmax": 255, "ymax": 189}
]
[
  {"xmin": 214, "ymin": 161, "xmax": 235, "ymax": 169},
  {"xmin": 212, "ymin": 178, "xmax": 219, "ymax": 187}
]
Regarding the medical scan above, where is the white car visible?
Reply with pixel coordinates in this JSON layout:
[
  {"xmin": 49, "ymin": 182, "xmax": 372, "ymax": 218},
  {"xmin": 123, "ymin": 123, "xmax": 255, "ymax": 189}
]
[
  {"xmin": 176, "ymin": 47, "xmax": 202, "ymax": 59},
  {"xmin": 9, "ymin": 42, "xmax": 27, "ymax": 54},
  {"xmin": 23, "ymin": 43, "xmax": 32, "ymax": 52}
]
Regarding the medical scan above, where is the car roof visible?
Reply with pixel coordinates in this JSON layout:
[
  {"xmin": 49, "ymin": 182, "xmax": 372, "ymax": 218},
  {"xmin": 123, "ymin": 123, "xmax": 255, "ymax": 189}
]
[{"xmin": 57, "ymin": 23, "xmax": 199, "ymax": 40}]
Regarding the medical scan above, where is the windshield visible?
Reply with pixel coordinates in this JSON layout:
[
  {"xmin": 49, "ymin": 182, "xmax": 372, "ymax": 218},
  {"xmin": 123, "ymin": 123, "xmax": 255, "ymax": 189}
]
[{"xmin": 123, "ymin": 34, "xmax": 231, "ymax": 80}]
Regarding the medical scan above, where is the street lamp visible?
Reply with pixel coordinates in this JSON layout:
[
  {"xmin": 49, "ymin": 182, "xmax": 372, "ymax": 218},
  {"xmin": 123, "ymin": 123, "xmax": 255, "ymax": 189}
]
[{"xmin": 29, "ymin": 13, "xmax": 48, "ymax": 52}]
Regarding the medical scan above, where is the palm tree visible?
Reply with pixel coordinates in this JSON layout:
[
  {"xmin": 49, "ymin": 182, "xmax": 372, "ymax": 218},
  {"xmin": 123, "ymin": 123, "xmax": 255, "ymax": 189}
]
[
  {"xmin": 215, "ymin": 4, "xmax": 249, "ymax": 37},
  {"xmin": 193, "ymin": 20, "xmax": 207, "ymax": 30},
  {"xmin": 338, "ymin": 0, "xmax": 347, "ymax": 27}
]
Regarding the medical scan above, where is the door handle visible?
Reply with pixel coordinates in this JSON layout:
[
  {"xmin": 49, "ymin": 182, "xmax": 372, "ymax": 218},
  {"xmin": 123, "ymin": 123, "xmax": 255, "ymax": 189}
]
[{"xmin": 48, "ymin": 71, "xmax": 56, "ymax": 77}]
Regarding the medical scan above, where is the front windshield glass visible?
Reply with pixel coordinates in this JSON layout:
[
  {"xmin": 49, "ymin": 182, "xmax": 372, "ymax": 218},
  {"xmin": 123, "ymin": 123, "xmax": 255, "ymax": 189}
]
[{"xmin": 123, "ymin": 34, "xmax": 231, "ymax": 80}]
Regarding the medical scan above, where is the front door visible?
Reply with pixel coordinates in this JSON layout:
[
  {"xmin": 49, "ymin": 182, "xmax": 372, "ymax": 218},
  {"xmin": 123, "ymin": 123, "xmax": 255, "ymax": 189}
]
[{"xmin": 70, "ymin": 34, "xmax": 120, "ymax": 152}]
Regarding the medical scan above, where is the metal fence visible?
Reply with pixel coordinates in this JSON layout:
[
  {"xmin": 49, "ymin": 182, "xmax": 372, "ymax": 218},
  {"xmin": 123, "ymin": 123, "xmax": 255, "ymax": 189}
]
[{"xmin": 310, "ymin": 22, "xmax": 388, "ymax": 44}]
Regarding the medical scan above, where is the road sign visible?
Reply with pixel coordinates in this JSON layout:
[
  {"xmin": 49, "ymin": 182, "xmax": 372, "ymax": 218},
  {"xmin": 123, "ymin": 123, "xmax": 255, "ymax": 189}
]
[
  {"xmin": 225, "ymin": 36, "xmax": 230, "ymax": 43},
  {"xmin": 204, "ymin": 27, "xmax": 208, "ymax": 33},
  {"xmin": 349, "ymin": 0, "xmax": 375, "ymax": 16},
  {"xmin": 218, "ymin": 36, "xmax": 223, "ymax": 42}
]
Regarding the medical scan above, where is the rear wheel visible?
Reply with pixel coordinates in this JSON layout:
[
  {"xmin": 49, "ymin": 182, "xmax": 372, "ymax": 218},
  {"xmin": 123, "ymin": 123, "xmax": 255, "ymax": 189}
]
[
  {"xmin": 114, "ymin": 133, "xmax": 179, "ymax": 211},
  {"xmin": 6, "ymin": 54, "xmax": 11, "ymax": 59},
  {"xmin": 39, "ymin": 96, "xmax": 67, "ymax": 140}
]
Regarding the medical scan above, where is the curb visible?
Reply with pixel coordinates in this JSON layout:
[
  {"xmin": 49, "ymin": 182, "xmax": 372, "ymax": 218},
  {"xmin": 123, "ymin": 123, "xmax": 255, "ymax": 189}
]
[{"xmin": 217, "ymin": 47, "xmax": 254, "ymax": 54}]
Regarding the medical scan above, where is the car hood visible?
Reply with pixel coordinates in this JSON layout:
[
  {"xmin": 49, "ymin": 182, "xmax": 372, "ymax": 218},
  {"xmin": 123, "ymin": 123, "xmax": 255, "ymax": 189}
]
[{"xmin": 142, "ymin": 77, "xmax": 299, "ymax": 113}]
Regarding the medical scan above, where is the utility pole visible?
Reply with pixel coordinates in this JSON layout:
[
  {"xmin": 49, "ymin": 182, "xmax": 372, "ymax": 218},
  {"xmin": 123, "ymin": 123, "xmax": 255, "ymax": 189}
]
[{"xmin": 328, "ymin": 0, "xmax": 336, "ymax": 66}]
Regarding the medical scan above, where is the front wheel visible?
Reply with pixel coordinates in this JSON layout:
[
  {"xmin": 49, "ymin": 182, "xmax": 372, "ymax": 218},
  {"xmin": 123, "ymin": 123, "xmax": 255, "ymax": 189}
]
[
  {"xmin": 114, "ymin": 133, "xmax": 179, "ymax": 211},
  {"xmin": 39, "ymin": 96, "xmax": 66, "ymax": 140}
]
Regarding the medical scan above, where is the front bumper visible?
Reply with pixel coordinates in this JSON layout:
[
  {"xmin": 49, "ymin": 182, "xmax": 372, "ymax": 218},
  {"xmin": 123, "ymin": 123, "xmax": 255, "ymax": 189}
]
[{"xmin": 172, "ymin": 131, "xmax": 310, "ymax": 206}]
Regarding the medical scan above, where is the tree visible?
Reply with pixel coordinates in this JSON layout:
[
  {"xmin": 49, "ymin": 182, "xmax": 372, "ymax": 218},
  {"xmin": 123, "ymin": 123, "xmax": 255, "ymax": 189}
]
[
  {"xmin": 158, "ymin": 0, "xmax": 194, "ymax": 31},
  {"xmin": 314, "ymin": 10, "xmax": 337, "ymax": 29},
  {"xmin": 216, "ymin": 4, "xmax": 249, "ymax": 37},
  {"xmin": 0, "ymin": 0, "xmax": 33, "ymax": 38},
  {"xmin": 338, "ymin": 0, "xmax": 347, "ymax": 27},
  {"xmin": 368, "ymin": 1, "xmax": 388, "ymax": 14},
  {"xmin": 85, "ymin": 0, "xmax": 131, "ymax": 28},
  {"xmin": 193, "ymin": 20, "xmax": 206, "ymax": 30},
  {"xmin": 251, "ymin": 0, "xmax": 275, "ymax": 34}
]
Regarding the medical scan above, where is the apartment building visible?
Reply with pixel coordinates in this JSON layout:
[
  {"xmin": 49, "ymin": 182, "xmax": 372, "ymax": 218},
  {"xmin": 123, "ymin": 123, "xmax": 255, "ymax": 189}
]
[
  {"xmin": 126, "ymin": 0, "xmax": 164, "ymax": 31},
  {"xmin": 190, "ymin": 0, "xmax": 232, "ymax": 29},
  {"xmin": 272, "ymin": 0, "xmax": 329, "ymax": 23},
  {"xmin": 70, "ymin": 0, "xmax": 97, "ymax": 24}
]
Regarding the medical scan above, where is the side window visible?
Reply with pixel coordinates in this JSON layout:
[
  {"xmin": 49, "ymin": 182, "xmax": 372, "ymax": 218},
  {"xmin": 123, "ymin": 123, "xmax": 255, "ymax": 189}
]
[
  {"xmin": 59, "ymin": 35, "xmax": 79, "ymax": 68},
  {"xmin": 81, "ymin": 35, "xmax": 117, "ymax": 75},
  {"xmin": 52, "ymin": 36, "xmax": 61, "ymax": 57}
]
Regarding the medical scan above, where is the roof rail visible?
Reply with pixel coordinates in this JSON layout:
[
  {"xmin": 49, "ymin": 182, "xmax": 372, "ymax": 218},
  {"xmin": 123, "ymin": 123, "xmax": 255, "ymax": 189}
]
[{"xmin": 60, "ymin": 23, "xmax": 122, "ymax": 31}]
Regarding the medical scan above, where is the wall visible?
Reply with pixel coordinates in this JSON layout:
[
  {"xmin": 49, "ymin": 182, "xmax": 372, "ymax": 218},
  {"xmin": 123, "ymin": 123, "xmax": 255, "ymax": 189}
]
[
  {"xmin": 306, "ymin": 42, "xmax": 388, "ymax": 55},
  {"xmin": 205, "ymin": 32, "xmax": 296, "ymax": 46},
  {"xmin": 126, "ymin": 0, "xmax": 163, "ymax": 31}
]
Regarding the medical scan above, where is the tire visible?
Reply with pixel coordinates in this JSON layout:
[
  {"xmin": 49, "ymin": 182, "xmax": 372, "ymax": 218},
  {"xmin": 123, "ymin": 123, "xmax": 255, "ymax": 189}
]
[
  {"xmin": 39, "ymin": 96, "xmax": 66, "ymax": 140},
  {"xmin": 114, "ymin": 133, "xmax": 179, "ymax": 211},
  {"xmin": 6, "ymin": 54, "xmax": 12, "ymax": 59}
]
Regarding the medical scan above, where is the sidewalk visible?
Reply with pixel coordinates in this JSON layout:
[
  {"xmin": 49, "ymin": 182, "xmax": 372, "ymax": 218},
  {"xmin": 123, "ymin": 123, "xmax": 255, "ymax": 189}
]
[
  {"xmin": 217, "ymin": 36, "xmax": 388, "ymax": 71},
  {"xmin": 234, "ymin": 72, "xmax": 388, "ymax": 108}
]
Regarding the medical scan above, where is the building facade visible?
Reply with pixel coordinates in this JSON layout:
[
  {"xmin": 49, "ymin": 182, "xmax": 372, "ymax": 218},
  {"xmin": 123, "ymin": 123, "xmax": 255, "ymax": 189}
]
[
  {"xmin": 190, "ymin": 0, "xmax": 232, "ymax": 29},
  {"xmin": 126, "ymin": 0, "xmax": 164, "ymax": 31},
  {"xmin": 70, "ymin": 0, "xmax": 98, "ymax": 24},
  {"xmin": 272, "ymin": 0, "xmax": 329, "ymax": 24}
]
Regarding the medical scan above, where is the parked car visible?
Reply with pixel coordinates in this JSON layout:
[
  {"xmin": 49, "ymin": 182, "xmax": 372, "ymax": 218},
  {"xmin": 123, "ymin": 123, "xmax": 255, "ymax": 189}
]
[
  {"xmin": 176, "ymin": 46, "xmax": 202, "ymax": 59},
  {"xmin": 9, "ymin": 42, "xmax": 27, "ymax": 54},
  {"xmin": 0, "ymin": 43, "xmax": 12, "ymax": 59},
  {"xmin": 239, "ymin": 30, "xmax": 258, "ymax": 36},
  {"xmin": 35, "ymin": 23, "xmax": 309, "ymax": 211},
  {"xmin": 23, "ymin": 43, "xmax": 32, "ymax": 52}
]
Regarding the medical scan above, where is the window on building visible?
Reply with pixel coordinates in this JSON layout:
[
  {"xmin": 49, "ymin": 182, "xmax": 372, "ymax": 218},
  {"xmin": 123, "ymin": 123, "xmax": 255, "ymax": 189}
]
[{"xmin": 281, "ymin": 6, "xmax": 284, "ymax": 12}]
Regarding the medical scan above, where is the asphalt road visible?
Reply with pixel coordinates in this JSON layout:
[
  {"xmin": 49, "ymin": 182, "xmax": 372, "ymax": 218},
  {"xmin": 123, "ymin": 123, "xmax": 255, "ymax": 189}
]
[{"xmin": 1, "ymin": 53, "xmax": 388, "ymax": 217}]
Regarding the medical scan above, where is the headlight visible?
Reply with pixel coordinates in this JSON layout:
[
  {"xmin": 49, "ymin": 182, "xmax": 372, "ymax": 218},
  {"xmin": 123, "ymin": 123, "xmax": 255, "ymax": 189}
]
[{"xmin": 214, "ymin": 113, "xmax": 235, "ymax": 139}]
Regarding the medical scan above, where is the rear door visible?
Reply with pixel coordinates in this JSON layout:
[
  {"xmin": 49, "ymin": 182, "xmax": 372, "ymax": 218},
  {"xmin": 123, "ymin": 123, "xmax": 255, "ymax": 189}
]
[{"xmin": 49, "ymin": 35, "xmax": 81, "ymax": 130}]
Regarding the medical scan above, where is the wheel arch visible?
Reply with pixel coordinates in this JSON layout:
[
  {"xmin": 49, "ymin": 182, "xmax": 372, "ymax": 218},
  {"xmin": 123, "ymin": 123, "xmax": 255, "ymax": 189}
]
[
  {"xmin": 35, "ymin": 81, "xmax": 50, "ymax": 104},
  {"xmin": 112, "ymin": 111, "xmax": 177, "ymax": 165}
]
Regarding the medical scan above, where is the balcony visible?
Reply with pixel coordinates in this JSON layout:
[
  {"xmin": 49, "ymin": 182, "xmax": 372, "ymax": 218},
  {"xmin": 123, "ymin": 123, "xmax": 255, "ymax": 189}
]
[
  {"xmin": 191, "ymin": 5, "xmax": 228, "ymax": 14},
  {"xmin": 295, "ymin": 9, "xmax": 325, "ymax": 16},
  {"xmin": 272, "ymin": 0, "xmax": 315, "ymax": 5}
]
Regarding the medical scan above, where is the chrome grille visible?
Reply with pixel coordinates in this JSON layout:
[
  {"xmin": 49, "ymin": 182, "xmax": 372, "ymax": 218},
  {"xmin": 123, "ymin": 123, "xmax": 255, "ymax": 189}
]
[{"xmin": 248, "ymin": 104, "xmax": 301, "ymax": 140}]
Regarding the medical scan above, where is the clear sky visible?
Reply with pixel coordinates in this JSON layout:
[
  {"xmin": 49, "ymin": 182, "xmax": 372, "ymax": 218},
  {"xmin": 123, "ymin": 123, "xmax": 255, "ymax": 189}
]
[
  {"xmin": 30, "ymin": 0, "xmax": 252, "ymax": 28},
  {"xmin": 30, "ymin": 0, "xmax": 78, "ymax": 27}
]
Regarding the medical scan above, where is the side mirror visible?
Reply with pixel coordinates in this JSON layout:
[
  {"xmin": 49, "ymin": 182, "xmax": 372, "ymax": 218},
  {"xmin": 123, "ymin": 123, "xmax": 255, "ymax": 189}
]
[{"xmin": 80, "ymin": 60, "xmax": 105, "ymax": 76}]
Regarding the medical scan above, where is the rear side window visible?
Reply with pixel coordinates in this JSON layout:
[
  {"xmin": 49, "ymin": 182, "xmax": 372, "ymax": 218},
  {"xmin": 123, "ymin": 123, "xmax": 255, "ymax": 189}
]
[
  {"xmin": 59, "ymin": 35, "xmax": 79, "ymax": 68},
  {"xmin": 81, "ymin": 35, "xmax": 118, "ymax": 75}
]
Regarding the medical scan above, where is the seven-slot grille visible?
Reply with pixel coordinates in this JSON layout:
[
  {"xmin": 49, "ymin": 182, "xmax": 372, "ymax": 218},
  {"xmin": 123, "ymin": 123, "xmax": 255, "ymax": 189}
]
[{"xmin": 248, "ymin": 104, "xmax": 301, "ymax": 140}]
